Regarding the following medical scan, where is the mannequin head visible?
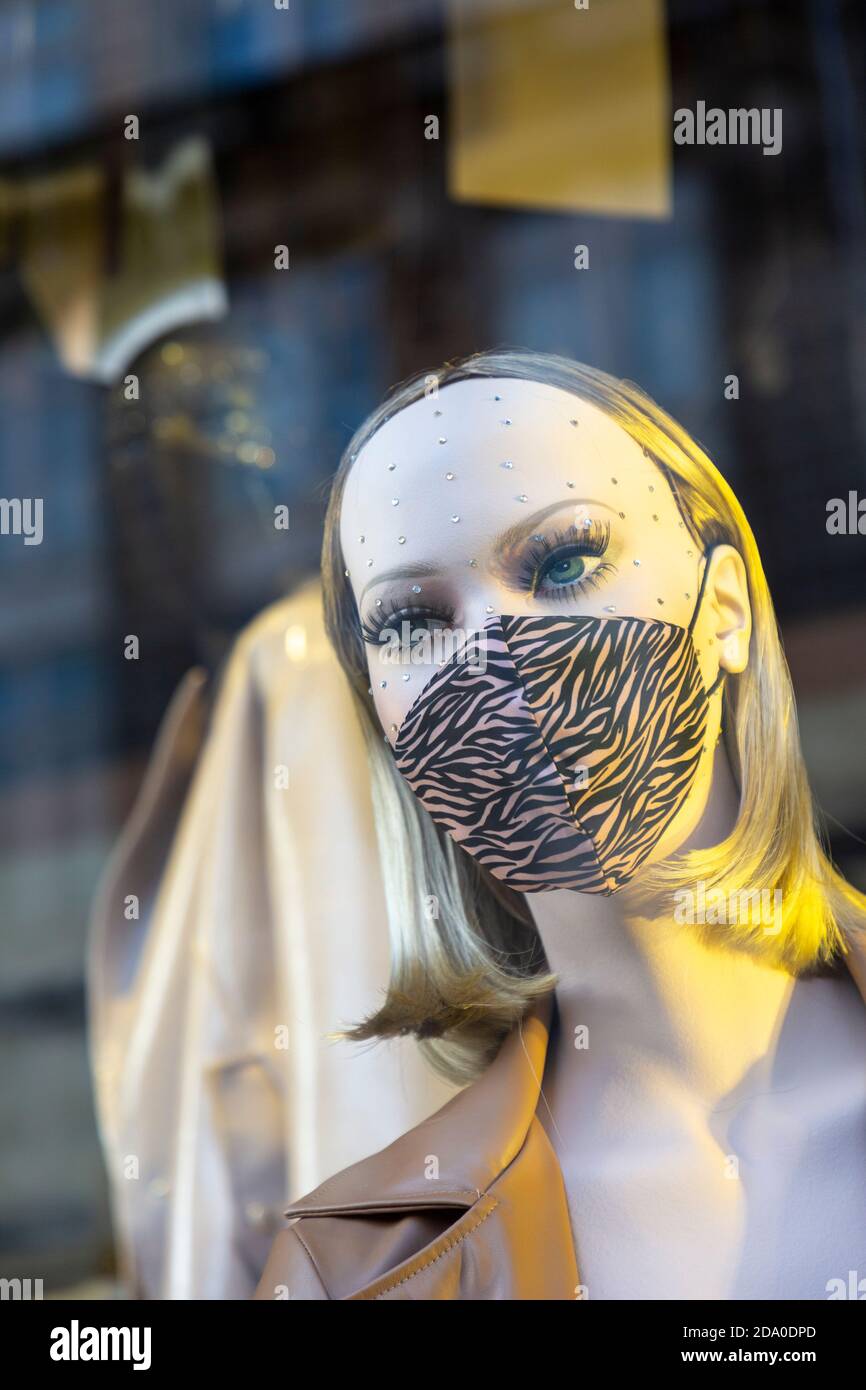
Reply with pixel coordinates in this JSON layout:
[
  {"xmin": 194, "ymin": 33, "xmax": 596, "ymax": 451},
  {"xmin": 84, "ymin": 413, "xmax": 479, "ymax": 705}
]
[
  {"xmin": 340, "ymin": 375, "xmax": 748, "ymax": 892},
  {"xmin": 322, "ymin": 350, "xmax": 863, "ymax": 1081}
]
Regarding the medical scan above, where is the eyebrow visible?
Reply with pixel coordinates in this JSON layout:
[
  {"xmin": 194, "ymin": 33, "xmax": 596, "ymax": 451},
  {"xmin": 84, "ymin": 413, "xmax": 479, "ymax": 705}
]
[{"xmin": 357, "ymin": 497, "xmax": 619, "ymax": 603}]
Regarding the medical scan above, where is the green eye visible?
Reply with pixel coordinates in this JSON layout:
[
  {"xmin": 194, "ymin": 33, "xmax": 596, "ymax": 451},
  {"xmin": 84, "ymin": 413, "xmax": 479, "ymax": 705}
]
[{"xmin": 537, "ymin": 549, "xmax": 587, "ymax": 590}]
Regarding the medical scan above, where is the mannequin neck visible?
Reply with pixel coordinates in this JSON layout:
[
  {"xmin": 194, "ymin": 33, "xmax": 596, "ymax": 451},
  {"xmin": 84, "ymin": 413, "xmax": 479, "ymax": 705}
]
[{"xmin": 527, "ymin": 744, "xmax": 792, "ymax": 1100}]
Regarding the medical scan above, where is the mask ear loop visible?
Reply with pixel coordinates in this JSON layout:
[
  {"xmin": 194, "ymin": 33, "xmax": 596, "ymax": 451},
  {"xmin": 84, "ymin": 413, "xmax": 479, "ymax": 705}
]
[
  {"xmin": 655, "ymin": 457, "xmax": 727, "ymax": 716},
  {"xmin": 687, "ymin": 543, "xmax": 727, "ymax": 716}
]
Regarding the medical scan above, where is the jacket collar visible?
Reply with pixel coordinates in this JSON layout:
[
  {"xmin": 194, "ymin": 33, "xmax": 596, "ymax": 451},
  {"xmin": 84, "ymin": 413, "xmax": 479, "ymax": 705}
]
[{"xmin": 283, "ymin": 989, "xmax": 555, "ymax": 1218}]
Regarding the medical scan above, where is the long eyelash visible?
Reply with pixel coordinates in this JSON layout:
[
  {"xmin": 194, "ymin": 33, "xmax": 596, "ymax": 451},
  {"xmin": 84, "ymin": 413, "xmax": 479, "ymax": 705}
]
[
  {"xmin": 360, "ymin": 597, "xmax": 456, "ymax": 646},
  {"xmin": 517, "ymin": 519, "xmax": 611, "ymax": 597}
]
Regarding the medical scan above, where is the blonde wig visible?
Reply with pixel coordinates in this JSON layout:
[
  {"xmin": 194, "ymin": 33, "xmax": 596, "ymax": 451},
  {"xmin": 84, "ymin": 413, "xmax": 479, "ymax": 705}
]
[{"xmin": 321, "ymin": 349, "xmax": 866, "ymax": 1085}]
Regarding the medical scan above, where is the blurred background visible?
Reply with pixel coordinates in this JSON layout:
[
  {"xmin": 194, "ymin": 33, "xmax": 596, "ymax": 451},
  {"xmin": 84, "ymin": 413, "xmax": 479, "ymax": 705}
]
[{"xmin": 1, "ymin": 0, "xmax": 865, "ymax": 1296}]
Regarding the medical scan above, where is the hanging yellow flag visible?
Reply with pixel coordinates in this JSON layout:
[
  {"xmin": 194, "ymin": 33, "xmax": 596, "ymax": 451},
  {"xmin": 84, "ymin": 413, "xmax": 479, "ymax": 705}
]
[{"xmin": 447, "ymin": 0, "xmax": 672, "ymax": 219}]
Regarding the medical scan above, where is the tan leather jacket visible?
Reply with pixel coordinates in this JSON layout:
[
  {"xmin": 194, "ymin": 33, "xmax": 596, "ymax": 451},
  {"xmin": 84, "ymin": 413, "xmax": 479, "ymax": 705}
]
[{"xmin": 253, "ymin": 990, "xmax": 581, "ymax": 1300}]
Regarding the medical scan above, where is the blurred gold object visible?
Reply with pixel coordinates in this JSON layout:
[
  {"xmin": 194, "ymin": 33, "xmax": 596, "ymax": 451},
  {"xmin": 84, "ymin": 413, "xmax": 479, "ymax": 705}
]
[
  {"xmin": 12, "ymin": 138, "xmax": 226, "ymax": 383},
  {"xmin": 447, "ymin": 0, "xmax": 671, "ymax": 218}
]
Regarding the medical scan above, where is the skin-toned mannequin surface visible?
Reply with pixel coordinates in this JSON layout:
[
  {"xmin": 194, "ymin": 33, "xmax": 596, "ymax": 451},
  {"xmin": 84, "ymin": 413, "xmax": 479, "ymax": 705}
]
[{"xmin": 340, "ymin": 375, "xmax": 866, "ymax": 1300}]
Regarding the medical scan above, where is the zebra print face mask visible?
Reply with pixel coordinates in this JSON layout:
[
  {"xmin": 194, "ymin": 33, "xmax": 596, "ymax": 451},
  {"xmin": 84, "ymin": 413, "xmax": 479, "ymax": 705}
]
[{"xmin": 392, "ymin": 554, "xmax": 724, "ymax": 895}]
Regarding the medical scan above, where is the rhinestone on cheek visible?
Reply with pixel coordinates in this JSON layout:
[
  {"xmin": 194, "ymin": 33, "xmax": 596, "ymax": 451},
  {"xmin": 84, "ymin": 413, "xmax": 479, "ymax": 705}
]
[
  {"xmin": 411, "ymin": 584, "xmax": 421, "ymax": 593},
  {"xmin": 451, "ymin": 514, "xmax": 460, "ymax": 522},
  {"xmin": 397, "ymin": 536, "xmax": 406, "ymax": 544}
]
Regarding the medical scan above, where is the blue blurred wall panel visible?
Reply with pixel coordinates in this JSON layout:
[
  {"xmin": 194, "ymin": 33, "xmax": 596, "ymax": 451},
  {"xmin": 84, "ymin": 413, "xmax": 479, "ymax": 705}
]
[{"xmin": 0, "ymin": 0, "xmax": 442, "ymax": 159}]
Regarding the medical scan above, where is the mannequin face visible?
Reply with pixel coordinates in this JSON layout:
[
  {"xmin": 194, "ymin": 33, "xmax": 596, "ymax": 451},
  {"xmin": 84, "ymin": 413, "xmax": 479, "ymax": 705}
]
[{"xmin": 340, "ymin": 376, "xmax": 748, "ymax": 882}]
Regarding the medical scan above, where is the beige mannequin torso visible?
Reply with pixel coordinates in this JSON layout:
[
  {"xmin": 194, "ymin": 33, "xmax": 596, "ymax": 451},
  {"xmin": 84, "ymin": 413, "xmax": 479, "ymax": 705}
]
[{"xmin": 536, "ymin": 920, "xmax": 866, "ymax": 1301}]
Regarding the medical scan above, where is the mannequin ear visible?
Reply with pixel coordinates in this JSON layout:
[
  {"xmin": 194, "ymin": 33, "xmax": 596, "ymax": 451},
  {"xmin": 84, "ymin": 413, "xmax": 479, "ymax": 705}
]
[{"xmin": 707, "ymin": 544, "xmax": 751, "ymax": 674}]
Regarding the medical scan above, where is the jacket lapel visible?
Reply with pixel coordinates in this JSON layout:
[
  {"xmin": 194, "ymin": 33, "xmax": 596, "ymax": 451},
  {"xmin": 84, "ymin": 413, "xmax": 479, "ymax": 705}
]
[{"xmin": 283, "ymin": 990, "xmax": 556, "ymax": 1219}]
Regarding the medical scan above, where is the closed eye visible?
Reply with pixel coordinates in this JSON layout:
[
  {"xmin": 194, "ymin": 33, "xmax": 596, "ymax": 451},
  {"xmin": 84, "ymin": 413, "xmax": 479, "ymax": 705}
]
[{"xmin": 361, "ymin": 600, "xmax": 456, "ymax": 646}]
